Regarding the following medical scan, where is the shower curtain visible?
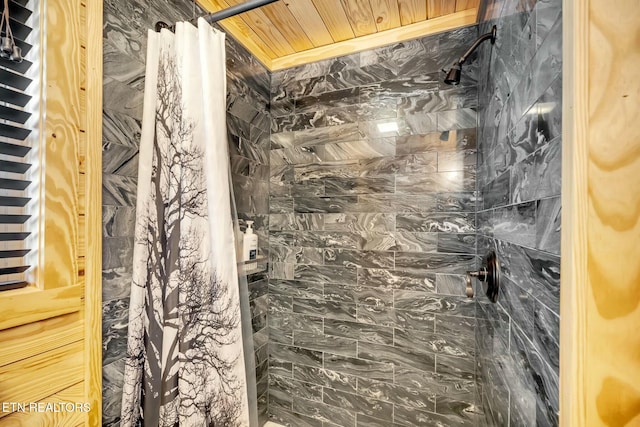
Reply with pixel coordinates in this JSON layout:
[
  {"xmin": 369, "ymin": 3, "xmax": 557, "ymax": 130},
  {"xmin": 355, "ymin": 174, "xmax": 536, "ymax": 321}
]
[{"xmin": 121, "ymin": 19, "xmax": 253, "ymax": 426}]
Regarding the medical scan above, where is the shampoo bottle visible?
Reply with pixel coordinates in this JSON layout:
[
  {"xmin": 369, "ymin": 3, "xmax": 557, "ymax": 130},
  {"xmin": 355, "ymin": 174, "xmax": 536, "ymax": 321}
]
[{"xmin": 243, "ymin": 221, "xmax": 258, "ymax": 271}]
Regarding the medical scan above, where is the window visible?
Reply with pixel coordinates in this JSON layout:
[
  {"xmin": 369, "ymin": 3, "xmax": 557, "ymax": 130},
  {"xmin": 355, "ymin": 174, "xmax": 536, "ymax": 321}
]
[{"xmin": 0, "ymin": 0, "xmax": 41, "ymax": 291}]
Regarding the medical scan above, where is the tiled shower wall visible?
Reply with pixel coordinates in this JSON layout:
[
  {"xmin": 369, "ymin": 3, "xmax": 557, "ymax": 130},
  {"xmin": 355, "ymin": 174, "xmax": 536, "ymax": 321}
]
[
  {"xmin": 101, "ymin": 0, "xmax": 271, "ymax": 424},
  {"xmin": 475, "ymin": 0, "xmax": 562, "ymax": 425},
  {"xmin": 267, "ymin": 28, "xmax": 484, "ymax": 426}
]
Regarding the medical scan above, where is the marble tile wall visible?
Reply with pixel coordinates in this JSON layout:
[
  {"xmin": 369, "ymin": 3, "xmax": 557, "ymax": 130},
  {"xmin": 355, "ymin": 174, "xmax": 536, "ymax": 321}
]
[
  {"xmin": 475, "ymin": 0, "xmax": 562, "ymax": 425},
  {"xmin": 102, "ymin": 0, "xmax": 271, "ymax": 425},
  {"xmin": 267, "ymin": 28, "xmax": 484, "ymax": 427}
]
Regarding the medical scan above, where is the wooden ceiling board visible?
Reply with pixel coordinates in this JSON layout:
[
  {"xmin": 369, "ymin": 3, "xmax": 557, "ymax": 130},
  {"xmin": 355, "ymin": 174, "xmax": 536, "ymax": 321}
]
[
  {"xmin": 397, "ymin": 0, "xmax": 428, "ymax": 25},
  {"xmin": 282, "ymin": 0, "xmax": 334, "ymax": 46},
  {"xmin": 369, "ymin": 0, "xmax": 402, "ymax": 32},
  {"xmin": 236, "ymin": 8, "xmax": 296, "ymax": 56},
  {"xmin": 311, "ymin": 0, "xmax": 357, "ymax": 42},
  {"xmin": 271, "ymin": 8, "xmax": 477, "ymax": 70},
  {"xmin": 339, "ymin": 0, "xmax": 379, "ymax": 37},
  {"xmin": 197, "ymin": 0, "xmax": 479, "ymax": 70},
  {"xmin": 455, "ymin": 0, "xmax": 479, "ymax": 12},
  {"xmin": 428, "ymin": 0, "xmax": 456, "ymax": 18},
  {"xmin": 196, "ymin": 0, "xmax": 275, "ymax": 67},
  {"xmin": 260, "ymin": 1, "xmax": 316, "ymax": 50}
]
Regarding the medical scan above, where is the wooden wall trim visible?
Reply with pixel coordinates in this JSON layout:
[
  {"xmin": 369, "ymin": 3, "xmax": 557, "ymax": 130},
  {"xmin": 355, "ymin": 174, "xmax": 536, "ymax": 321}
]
[
  {"xmin": 84, "ymin": 0, "xmax": 103, "ymax": 423},
  {"xmin": 560, "ymin": 0, "xmax": 588, "ymax": 423},
  {"xmin": 0, "ymin": 285, "xmax": 83, "ymax": 331},
  {"xmin": 270, "ymin": 8, "xmax": 477, "ymax": 70},
  {"xmin": 560, "ymin": 0, "xmax": 640, "ymax": 425}
]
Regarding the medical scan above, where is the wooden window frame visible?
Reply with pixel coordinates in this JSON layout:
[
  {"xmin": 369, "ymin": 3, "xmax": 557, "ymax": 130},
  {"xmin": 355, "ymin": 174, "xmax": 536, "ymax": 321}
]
[{"xmin": 0, "ymin": 0, "xmax": 102, "ymax": 424}]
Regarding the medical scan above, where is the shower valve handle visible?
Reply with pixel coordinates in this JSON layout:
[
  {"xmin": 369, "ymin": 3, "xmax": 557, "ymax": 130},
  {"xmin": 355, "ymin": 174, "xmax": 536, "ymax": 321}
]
[
  {"xmin": 464, "ymin": 251, "xmax": 501, "ymax": 303},
  {"xmin": 465, "ymin": 268, "xmax": 487, "ymax": 298}
]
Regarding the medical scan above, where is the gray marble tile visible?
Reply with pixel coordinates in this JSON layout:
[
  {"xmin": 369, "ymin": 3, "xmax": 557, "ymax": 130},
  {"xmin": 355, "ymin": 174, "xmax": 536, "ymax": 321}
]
[
  {"xmin": 511, "ymin": 138, "xmax": 561, "ymax": 204},
  {"xmin": 492, "ymin": 201, "xmax": 537, "ymax": 247},
  {"xmin": 324, "ymin": 353, "xmax": 394, "ymax": 381},
  {"xmin": 296, "ymin": 87, "xmax": 360, "ymax": 113},
  {"xmin": 495, "ymin": 239, "xmax": 560, "ymax": 313},
  {"xmin": 269, "ymin": 343, "xmax": 323, "ymax": 367},
  {"xmin": 324, "ymin": 318, "xmax": 393, "ymax": 345},
  {"xmin": 534, "ymin": 301, "xmax": 560, "ymax": 372},
  {"xmin": 323, "ymin": 388, "xmax": 393, "ymax": 422},
  {"xmin": 293, "ymin": 364, "xmax": 358, "ymax": 393},
  {"xmin": 356, "ymin": 413, "xmax": 404, "ymax": 427},
  {"xmin": 293, "ymin": 330, "xmax": 357, "ymax": 357},
  {"xmin": 394, "ymin": 291, "xmax": 476, "ymax": 317},
  {"xmin": 294, "ymin": 264, "xmax": 357, "ymax": 285},
  {"xmin": 357, "ymin": 268, "xmax": 436, "ymax": 291},
  {"xmin": 102, "ymin": 264, "xmax": 132, "ymax": 303},
  {"xmin": 394, "ymin": 403, "xmax": 474, "ymax": 426},
  {"xmin": 358, "ymin": 341, "xmax": 436, "ymax": 373},
  {"xmin": 396, "ymin": 212, "xmax": 475, "ymax": 233},
  {"xmin": 324, "ymin": 176, "xmax": 395, "ymax": 195},
  {"xmin": 230, "ymin": 155, "xmax": 269, "ymax": 180},
  {"xmin": 396, "ymin": 170, "xmax": 475, "ymax": 193},
  {"xmin": 268, "ymin": 407, "xmax": 323, "ymax": 427},
  {"xmin": 396, "ymin": 128, "xmax": 476, "ymax": 155},
  {"xmin": 394, "ymin": 253, "xmax": 476, "ymax": 273},
  {"xmin": 103, "ymin": 77, "xmax": 143, "ymax": 119},
  {"xmin": 536, "ymin": 196, "xmax": 561, "ymax": 255},
  {"xmin": 434, "ymin": 397, "xmax": 483, "ymax": 425},
  {"xmin": 294, "ymin": 196, "xmax": 358, "ymax": 213},
  {"xmin": 359, "ymin": 74, "xmax": 440, "ymax": 101},
  {"xmin": 435, "ymin": 274, "xmax": 468, "ymax": 296},
  {"xmin": 482, "ymin": 170, "xmax": 510, "ymax": 209},
  {"xmin": 395, "ymin": 365, "xmax": 475, "ymax": 399},
  {"xmin": 103, "ymin": 142, "xmax": 139, "ymax": 177},
  {"xmin": 393, "ymin": 232, "xmax": 439, "ymax": 252},
  {"xmin": 103, "ymin": 174, "xmax": 137, "ymax": 207},
  {"xmin": 437, "ymin": 108, "xmax": 478, "ymax": 131},
  {"xmin": 324, "ymin": 213, "xmax": 394, "ymax": 232},
  {"xmin": 103, "ymin": 109, "xmax": 141, "ymax": 148},
  {"xmin": 395, "ymin": 327, "xmax": 475, "ymax": 358},
  {"xmin": 437, "ymin": 233, "xmax": 476, "ymax": 254},
  {"xmin": 499, "ymin": 276, "xmax": 536, "ymax": 337},
  {"xmin": 293, "ymin": 297, "xmax": 356, "ymax": 322},
  {"xmin": 357, "ymin": 305, "xmax": 436, "ymax": 332},
  {"xmin": 102, "ymin": 236, "xmax": 134, "ymax": 271},
  {"xmin": 102, "ymin": 298, "xmax": 129, "ymax": 366},
  {"xmin": 271, "ymin": 374, "xmax": 323, "ymax": 402},
  {"xmin": 270, "ymin": 197, "xmax": 294, "ymax": 214},
  {"xmin": 319, "ymin": 138, "xmax": 396, "ymax": 162},
  {"xmin": 356, "ymin": 192, "xmax": 478, "ymax": 213},
  {"xmin": 270, "ymin": 359, "xmax": 293, "ymax": 378},
  {"xmin": 269, "ymin": 280, "xmax": 324, "ymax": 299},
  {"xmin": 323, "ymin": 249, "xmax": 394, "ymax": 269},
  {"xmin": 102, "ymin": 205, "xmax": 136, "ymax": 238},
  {"xmin": 292, "ymin": 397, "xmax": 356, "ymax": 426},
  {"xmin": 324, "ymin": 283, "xmax": 393, "ymax": 307},
  {"xmin": 102, "ymin": 358, "xmax": 125, "ymax": 426},
  {"xmin": 269, "ymin": 213, "xmax": 325, "ymax": 231}
]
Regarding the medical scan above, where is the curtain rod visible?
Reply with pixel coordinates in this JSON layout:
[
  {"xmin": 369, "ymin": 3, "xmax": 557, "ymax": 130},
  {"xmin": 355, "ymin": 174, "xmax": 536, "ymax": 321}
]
[{"xmin": 155, "ymin": 0, "xmax": 279, "ymax": 32}]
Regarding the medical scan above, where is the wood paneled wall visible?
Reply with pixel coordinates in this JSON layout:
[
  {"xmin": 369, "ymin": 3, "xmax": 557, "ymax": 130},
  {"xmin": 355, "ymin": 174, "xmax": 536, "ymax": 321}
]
[
  {"xmin": 0, "ymin": 0, "xmax": 102, "ymax": 425},
  {"xmin": 561, "ymin": 0, "xmax": 640, "ymax": 425}
]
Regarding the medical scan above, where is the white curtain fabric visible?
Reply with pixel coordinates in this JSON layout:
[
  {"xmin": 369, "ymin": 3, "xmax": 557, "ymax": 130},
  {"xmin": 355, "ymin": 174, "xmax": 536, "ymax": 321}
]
[{"xmin": 121, "ymin": 19, "xmax": 251, "ymax": 426}]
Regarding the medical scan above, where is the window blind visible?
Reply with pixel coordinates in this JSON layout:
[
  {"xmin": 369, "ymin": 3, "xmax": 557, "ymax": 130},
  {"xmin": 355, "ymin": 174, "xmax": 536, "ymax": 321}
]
[{"xmin": 0, "ymin": 0, "xmax": 35, "ymax": 291}]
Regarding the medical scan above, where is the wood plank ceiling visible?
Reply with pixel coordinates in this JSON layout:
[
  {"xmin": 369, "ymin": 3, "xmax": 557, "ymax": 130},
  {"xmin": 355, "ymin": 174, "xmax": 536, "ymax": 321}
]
[{"xmin": 197, "ymin": 0, "xmax": 479, "ymax": 70}]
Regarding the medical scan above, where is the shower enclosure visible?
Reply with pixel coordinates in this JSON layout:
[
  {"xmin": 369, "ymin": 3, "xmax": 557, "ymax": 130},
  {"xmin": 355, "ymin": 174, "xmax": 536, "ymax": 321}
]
[{"xmin": 102, "ymin": 0, "xmax": 562, "ymax": 425}]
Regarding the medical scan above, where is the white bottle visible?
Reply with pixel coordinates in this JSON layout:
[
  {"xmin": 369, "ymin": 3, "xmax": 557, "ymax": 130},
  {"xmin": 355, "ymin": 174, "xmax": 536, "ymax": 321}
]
[{"xmin": 243, "ymin": 221, "xmax": 258, "ymax": 271}]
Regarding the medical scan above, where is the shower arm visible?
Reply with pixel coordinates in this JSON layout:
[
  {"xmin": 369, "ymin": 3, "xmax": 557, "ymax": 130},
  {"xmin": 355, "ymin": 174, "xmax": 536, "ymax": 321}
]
[
  {"xmin": 455, "ymin": 25, "xmax": 497, "ymax": 66},
  {"xmin": 156, "ymin": 0, "xmax": 279, "ymax": 32}
]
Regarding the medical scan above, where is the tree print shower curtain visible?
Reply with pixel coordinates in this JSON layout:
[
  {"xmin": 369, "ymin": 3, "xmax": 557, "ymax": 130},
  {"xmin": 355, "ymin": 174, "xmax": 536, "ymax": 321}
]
[{"xmin": 121, "ymin": 19, "xmax": 251, "ymax": 426}]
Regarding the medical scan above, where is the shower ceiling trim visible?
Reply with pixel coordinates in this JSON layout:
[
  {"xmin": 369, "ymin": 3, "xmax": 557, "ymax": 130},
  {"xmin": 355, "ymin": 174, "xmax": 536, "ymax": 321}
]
[{"xmin": 197, "ymin": 0, "xmax": 480, "ymax": 71}]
